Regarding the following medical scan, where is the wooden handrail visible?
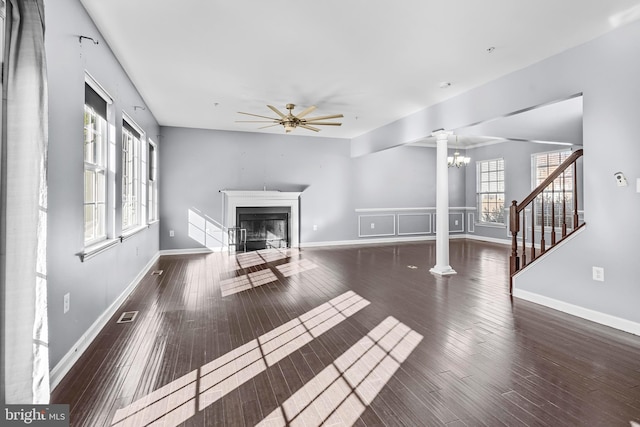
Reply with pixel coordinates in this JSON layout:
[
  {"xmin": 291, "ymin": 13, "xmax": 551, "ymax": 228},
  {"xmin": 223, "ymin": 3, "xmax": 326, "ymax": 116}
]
[
  {"xmin": 516, "ymin": 149, "xmax": 583, "ymax": 211},
  {"xmin": 509, "ymin": 148, "xmax": 584, "ymax": 294}
]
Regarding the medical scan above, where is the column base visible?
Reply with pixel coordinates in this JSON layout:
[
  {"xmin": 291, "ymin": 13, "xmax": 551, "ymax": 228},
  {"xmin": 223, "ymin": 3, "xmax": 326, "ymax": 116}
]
[{"xmin": 429, "ymin": 265, "xmax": 457, "ymax": 276}]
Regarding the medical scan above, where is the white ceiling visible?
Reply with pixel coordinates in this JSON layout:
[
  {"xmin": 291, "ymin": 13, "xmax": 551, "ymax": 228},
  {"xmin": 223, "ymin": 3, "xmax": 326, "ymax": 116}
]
[{"xmin": 79, "ymin": 0, "xmax": 640, "ymax": 140}]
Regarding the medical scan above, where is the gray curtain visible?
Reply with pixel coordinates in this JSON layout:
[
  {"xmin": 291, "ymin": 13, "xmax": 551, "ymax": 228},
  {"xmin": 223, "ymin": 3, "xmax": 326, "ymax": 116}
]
[{"xmin": 1, "ymin": 0, "xmax": 49, "ymax": 403}]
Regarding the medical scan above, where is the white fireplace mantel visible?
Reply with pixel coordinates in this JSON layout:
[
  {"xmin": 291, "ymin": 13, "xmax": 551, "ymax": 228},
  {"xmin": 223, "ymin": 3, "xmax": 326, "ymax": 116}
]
[{"xmin": 221, "ymin": 190, "xmax": 302, "ymax": 248}]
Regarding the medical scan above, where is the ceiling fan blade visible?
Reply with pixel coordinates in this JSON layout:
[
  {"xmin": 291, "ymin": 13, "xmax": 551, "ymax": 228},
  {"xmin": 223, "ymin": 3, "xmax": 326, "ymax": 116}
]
[
  {"xmin": 267, "ymin": 105, "xmax": 287, "ymax": 118},
  {"xmin": 299, "ymin": 124, "xmax": 320, "ymax": 132},
  {"xmin": 304, "ymin": 122, "xmax": 342, "ymax": 126},
  {"xmin": 304, "ymin": 113, "xmax": 344, "ymax": 122},
  {"xmin": 296, "ymin": 105, "xmax": 317, "ymax": 119},
  {"xmin": 258, "ymin": 124, "xmax": 281, "ymax": 129},
  {"xmin": 235, "ymin": 120, "xmax": 279, "ymax": 123},
  {"xmin": 238, "ymin": 111, "xmax": 279, "ymax": 120}
]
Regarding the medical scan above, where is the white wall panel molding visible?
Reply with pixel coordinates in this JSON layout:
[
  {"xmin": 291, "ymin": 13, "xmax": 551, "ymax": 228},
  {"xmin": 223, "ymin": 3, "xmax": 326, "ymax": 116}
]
[
  {"xmin": 358, "ymin": 214, "xmax": 396, "ymax": 237},
  {"xmin": 397, "ymin": 213, "xmax": 431, "ymax": 235}
]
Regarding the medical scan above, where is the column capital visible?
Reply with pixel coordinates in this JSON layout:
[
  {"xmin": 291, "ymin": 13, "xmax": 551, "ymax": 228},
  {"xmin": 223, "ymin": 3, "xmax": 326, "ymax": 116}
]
[{"xmin": 431, "ymin": 129, "xmax": 452, "ymax": 141}]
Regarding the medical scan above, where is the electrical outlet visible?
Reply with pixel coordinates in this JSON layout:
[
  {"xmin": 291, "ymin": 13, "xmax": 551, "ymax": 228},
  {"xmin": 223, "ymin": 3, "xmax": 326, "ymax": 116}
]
[
  {"xmin": 370, "ymin": 223, "xmax": 375, "ymax": 229},
  {"xmin": 312, "ymin": 224, "xmax": 318, "ymax": 231},
  {"xmin": 455, "ymin": 220, "xmax": 459, "ymax": 225},
  {"xmin": 63, "ymin": 293, "xmax": 70, "ymax": 314},
  {"xmin": 592, "ymin": 266, "xmax": 604, "ymax": 282},
  {"xmin": 169, "ymin": 230, "xmax": 175, "ymax": 237}
]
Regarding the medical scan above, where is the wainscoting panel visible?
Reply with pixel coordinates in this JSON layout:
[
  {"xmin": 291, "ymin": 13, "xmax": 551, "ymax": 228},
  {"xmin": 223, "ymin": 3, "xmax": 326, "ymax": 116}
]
[
  {"xmin": 433, "ymin": 212, "xmax": 465, "ymax": 233},
  {"xmin": 358, "ymin": 214, "xmax": 395, "ymax": 237},
  {"xmin": 397, "ymin": 213, "xmax": 431, "ymax": 235},
  {"xmin": 356, "ymin": 207, "xmax": 476, "ymax": 240}
]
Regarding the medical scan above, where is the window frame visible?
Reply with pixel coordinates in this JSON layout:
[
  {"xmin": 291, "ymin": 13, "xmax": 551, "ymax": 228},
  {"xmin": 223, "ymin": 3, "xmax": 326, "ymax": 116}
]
[
  {"xmin": 147, "ymin": 140, "xmax": 159, "ymax": 223},
  {"xmin": 84, "ymin": 76, "xmax": 113, "ymax": 247},
  {"xmin": 121, "ymin": 115, "xmax": 144, "ymax": 232},
  {"xmin": 476, "ymin": 157, "xmax": 506, "ymax": 226}
]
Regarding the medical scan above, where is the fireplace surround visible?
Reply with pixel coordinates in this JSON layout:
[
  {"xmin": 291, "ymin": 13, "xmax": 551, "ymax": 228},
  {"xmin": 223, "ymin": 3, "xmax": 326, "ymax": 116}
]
[{"xmin": 221, "ymin": 190, "xmax": 302, "ymax": 251}]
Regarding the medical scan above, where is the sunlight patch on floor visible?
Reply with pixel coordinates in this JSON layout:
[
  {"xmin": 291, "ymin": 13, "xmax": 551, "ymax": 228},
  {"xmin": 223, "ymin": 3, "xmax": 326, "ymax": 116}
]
[
  {"xmin": 256, "ymin": 316, "xmax": 423, "ymax": 426},
  {"xmin": 110, "ymin": 291, "xmax": 369, "ymax": 427}
]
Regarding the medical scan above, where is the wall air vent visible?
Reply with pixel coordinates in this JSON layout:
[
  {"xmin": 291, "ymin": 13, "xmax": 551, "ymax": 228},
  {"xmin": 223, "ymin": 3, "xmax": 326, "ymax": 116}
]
[{"xmin": 117, "ymin": 311, "xmax": 138, "ymax": 324}]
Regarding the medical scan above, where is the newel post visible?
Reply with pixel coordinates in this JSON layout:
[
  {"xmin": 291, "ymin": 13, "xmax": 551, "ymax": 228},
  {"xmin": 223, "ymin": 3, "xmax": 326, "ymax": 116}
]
[{"xmin": 509, "ymin": 200, "xmax": 520, "ymax": 294}]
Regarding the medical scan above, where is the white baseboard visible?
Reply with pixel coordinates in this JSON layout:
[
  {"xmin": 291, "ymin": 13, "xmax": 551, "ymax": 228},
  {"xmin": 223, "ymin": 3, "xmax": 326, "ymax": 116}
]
[
  {"xmin": 49, "ymin": 252, "xmax": 160, "ymax": 391},
  {"xmin": 300, "ymin": 234, "xmax": 509, "ymax": 248},
  {"xmin": 463, "ymin": 234, "xmax": 510, "ymax": 245},
  {"xmin": 300, "ymin": 235, "xmax": 437, "ymax": 248},
  {"xmin": 513, "ymin": 289, "xmax": 640, "ymax": 336},
  {"xmin": 159, "ymin": 247, "xmax": 219, "ymax": 256}
]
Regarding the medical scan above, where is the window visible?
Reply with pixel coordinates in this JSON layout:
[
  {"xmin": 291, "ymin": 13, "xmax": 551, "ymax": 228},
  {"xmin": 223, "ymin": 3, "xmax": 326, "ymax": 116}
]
[
  {"xmin": 122, "ymin": 119, "xmax": 142, "ymax": 230},
  {"xmin": 84, "ymin": 83, "xmax": 109, "ymax": 244},
  {"xmin": 148, "ymin": 141, "xmax": 158, "ymax": 222},
  {"xmin": 532, "ymin": 149, "xmax": 573, "ymax": 228},
  {"xmin": 477, "ymin": 158, "xmax": 505, "ymax": 224}
]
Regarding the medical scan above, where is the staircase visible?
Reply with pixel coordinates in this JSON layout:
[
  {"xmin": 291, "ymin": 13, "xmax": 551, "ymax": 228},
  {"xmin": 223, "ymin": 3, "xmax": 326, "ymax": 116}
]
[{"xmin": 509, "ymin": 149, "xmax": 584, "ymax": 294}]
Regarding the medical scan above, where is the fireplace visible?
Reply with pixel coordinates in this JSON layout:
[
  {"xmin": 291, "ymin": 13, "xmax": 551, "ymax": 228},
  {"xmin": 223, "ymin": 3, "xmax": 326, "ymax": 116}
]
[
  {"xmin": 221, "ymin": 190, "xmax": 302, "ymax": 252},
  {"xmin": 237, "ymin": 207, "xmax": 290, "ymax": 251}
]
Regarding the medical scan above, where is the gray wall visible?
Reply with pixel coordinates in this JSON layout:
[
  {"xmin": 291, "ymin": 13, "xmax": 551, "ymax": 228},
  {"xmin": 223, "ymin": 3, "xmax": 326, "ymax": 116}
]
[
  {"xmin": 353, "ymin": 20, "xmax": 640, "ymax": 324},
  {"xmin": 159, "ymin": 131, "xmax": 472, "ymax": 251},
  {"xmin": 160, "ymin": 123, "xmax": 586, "ymax": 249},
  {"xmin": 46, "ymin": 0, "xmax": 160, "ymax": 368},
  {"xmin": 159, "ymin": 127, "xmax": 353, "ymax": 249},
  {"xmin": 350, "ymin": 145, "xmax": 466, "ymax": 209}
]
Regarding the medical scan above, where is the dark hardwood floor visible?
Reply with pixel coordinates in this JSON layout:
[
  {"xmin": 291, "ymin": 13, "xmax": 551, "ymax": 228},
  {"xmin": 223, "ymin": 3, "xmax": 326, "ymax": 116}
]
[{"xmin": 51, "ymin": 240, "xmax": 640, "ymax": 426}]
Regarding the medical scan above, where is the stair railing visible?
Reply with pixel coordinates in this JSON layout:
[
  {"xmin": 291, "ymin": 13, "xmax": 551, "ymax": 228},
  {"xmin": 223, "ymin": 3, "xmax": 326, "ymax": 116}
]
[{"xmin": 509, "ymin": 149, "xmax": 584, "ymax": 293}]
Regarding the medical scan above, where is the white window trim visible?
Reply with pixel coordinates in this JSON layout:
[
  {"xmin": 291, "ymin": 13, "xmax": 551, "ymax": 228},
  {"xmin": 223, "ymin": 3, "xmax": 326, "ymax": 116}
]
[
  {"xmin": 83, "ymin": 73, "xmax": 114, "ymax": 249},
  {"xmin": 476, "ymin": 157, "xmax": 506, "ymax": 226},
  {"xmin": 147, "ymin": 139, "xmax": 159, "ymax": 224},
  {"xmin": 85, "ymin": 72, "xmax": 113, "ymax": 110},
  {"xmin": 121, "ymin": 113, "xmax": 145, "ymax": 232}
]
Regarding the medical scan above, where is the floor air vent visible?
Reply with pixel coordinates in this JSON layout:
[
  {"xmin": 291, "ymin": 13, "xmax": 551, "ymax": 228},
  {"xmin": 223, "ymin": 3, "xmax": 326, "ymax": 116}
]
[
  {"xmin": 117, "ymin": 311, "xmax": 138, "ymax": 324},
  {"xmin": 151, "ymin": 270, "xmax": 163, "ymax": 276}
]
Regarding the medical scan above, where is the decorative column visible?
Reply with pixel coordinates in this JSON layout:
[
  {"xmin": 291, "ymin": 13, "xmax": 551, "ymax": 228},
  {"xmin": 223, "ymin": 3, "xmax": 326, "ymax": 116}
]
[{"xmin": 430, "ymin": 130, "xmax": 457, "ymax": 276}]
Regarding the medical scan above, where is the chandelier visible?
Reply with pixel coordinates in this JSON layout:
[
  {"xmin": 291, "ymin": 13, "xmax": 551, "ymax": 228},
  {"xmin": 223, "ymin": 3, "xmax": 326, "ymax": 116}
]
[
  {"xmin": 447, "ymin": 136, "xmax": 470, "ymax": 167},
  {"xmin": 447, "ymin": 150, "xmax": 470, "ymax": 167}
]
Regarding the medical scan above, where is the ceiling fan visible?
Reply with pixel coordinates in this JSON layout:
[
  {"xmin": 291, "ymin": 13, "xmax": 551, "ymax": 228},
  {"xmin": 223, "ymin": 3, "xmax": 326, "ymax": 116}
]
[{"xmin": 237, "ymin": 103, "xmax": 343, "ymax": 133}]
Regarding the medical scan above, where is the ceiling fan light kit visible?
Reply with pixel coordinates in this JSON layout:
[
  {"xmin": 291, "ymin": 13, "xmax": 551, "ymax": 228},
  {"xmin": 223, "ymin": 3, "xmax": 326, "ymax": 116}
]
[{"xmin": 237, "ymin": 103, "xmax": 343, "ymax": 133}]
